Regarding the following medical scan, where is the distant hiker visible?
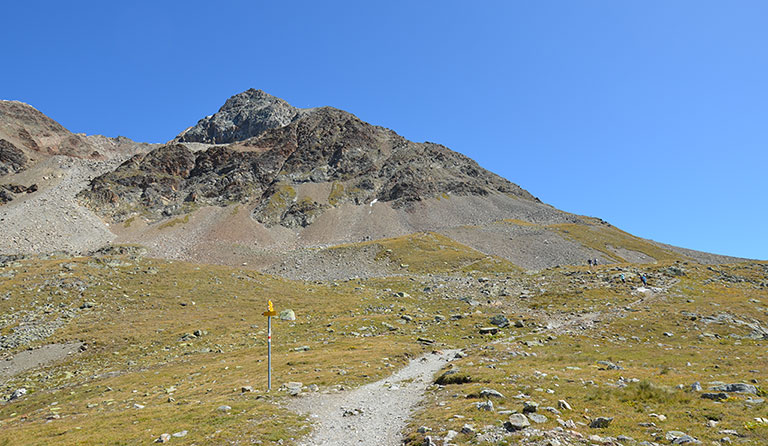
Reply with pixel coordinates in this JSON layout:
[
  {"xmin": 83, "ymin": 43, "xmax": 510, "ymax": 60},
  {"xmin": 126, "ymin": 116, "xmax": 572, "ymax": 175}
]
[
  {"xmin": 587, "ymin": 259, "xmax": 593, "ymax": 267},
  {"xmin": 593, "ymin": 258, "xmax": 598, "ymax": 266},
  {"xmin": 640, "ymin": 274, "xmax": 647, "ymax": 286},
  {"xmin": 620, "ymin": 273, "xmax": 625, "ymax": 283}
]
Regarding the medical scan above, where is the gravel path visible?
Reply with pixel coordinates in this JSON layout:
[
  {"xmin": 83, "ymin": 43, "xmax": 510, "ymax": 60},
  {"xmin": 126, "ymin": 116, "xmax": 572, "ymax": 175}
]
[
  {"xmin": 290, "ymin": 349, "xmax": 457, "ymax": 446},
  {"xmin": 0, "ymin": 342, "xmax": 83, "ymax": 383}
]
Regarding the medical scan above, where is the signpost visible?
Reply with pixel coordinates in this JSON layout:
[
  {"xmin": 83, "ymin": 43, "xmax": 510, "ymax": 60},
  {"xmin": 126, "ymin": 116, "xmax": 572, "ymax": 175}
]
[{"xmin": 262, "ymin": 300, "xmax": 277, "ymax": 391}]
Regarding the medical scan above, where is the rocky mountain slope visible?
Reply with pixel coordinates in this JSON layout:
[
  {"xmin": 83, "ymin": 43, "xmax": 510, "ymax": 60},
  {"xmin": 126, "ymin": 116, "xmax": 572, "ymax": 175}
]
[
  {"xmin": 0, "ymin": 100, "xmax": 155, "ymax": 207},
  {"xmin": 80, "ymin": 104, "xmax": 536, "ymax": 226},
  {"xmin": 0, "ymin": 91, "xmax": 750, "ymax": 272}
]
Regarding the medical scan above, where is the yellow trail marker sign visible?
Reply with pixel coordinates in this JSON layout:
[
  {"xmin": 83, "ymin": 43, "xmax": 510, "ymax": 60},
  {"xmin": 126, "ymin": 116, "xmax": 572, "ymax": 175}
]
[{"xmin": 262, "ymin": 300, "xmax": 276, "ymax": 317}]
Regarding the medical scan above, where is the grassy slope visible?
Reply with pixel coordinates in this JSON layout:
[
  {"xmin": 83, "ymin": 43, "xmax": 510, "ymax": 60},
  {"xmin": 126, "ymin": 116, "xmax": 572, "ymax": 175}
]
[
  {"xmin": 406, "ymin": 261, "xmax": 768, "ymax": 445},
  {"xmin": 0, "ymin": 238, "xmax": 766, "ymax": 445}
]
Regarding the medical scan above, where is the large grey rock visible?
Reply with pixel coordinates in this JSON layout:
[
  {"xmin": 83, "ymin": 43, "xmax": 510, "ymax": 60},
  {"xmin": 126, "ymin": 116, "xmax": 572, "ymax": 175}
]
[
  {"xmin": 504, "ymin": 414, "xmax": 530, "ymax": 431},
  {"xmin": 589, "ymin": 417, "xmax": 613, "ymax": 428},
  {"xmin": 711, "ymin": 383, "xmax": 757, "ymax": 394},
  {"xmin": 279, "ymin": 309, "xmax": 296, "ymax": 321},
  {"xmin": 480, "ymin": 388, "xmax": 504, "ymax": 399},
  {"xmin": 701, "ymin": 392, "xmax": 728, "ymax": 401}
]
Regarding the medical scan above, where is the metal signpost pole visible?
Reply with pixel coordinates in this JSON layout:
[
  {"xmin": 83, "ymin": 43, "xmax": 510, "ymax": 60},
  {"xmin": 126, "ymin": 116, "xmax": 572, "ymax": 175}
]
[
  {"xmin": 263, "ymin": 300, "xmax": 276, "ymax": 392},
  {"xmin": 268, "ymin": 315, "xmax": 272, "ymax": 391}
]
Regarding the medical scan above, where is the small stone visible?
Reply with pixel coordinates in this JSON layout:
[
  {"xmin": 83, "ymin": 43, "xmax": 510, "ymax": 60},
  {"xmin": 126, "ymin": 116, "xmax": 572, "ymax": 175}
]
[
  {"xmin": 490, "ymin": 314, "xmax": 510, "ymax": 328},
  {"xmin": 172, "ymin": 430, "xmax": 188, "ymax": 438},
  {"xmin": 514, "ymin": 320, "xmax": 525, "ymax": 328},
  {"xmin": 691, "ymin": 382, "xmax": 702, "ymax": 391},
  {"xmin": 155, "ymin": 433, "xmax": 171, "ymax": 443},
  {"xmin": 479, "ymin": 389, "xmax": 504, "ymax": 399},
  {"xmin": 597, "ymin": 360, "xmax": 623, "ymax": 370},
  {"xmin": 80, "ymin": 301, "xmax": 95, "ymax": 309},
  {"xmin": 557, "ymin": 399, "xmax": 572, "ymax": 410},
  {"xmin": 504, "ymin": 413, "xmax": 530, "ymax": 431},
  {"xmin": 528, "ymin": 413, "xmax": 547, "ymax": 423},
  {"xmin": 476, "ymin": 400, "xmax": 494, "ymax": 411},
  {"xmin": 701, "ymin": 392, "xmax": 728, "ymax": 401},
  {"xmin": 217, "ymin": 405, "xmax": 231, "ymax": 412},
  {"xmin": 666, "ymin": 431, "xmax": 687, "ymax": 441},
  {"xmin": 279, "ymin": 309, "xmax": 296, "ymax": 321},
  {"xmin": 479, "ymin": 327, "xmax": 499, "ymax": 335},
  {"xmin": 241, "ymin": 386, "xmax": 253, "ymax": 393},
  {"xmin": 133, "ymin": 403, "xmax": 145, "ymax": 409},
  {"xmin": 673, "ymin": 434, "xmax": 701, "ymax": 444},
  {"xmin": 417, "ymin": 426, "xmax": 432, "ymax": 433},
  {"xmin": 422, "ymin": 436, "xmax": 436, "ymax": 446},
  {"xmin": 461, "ymin": 424, "xmax": 476, "ymax": 435},
  {"xmin": 10, "ymin": 388, "xmax": 27, "ymax": 400},
  {"xmin": 523, "ymin": 400, "xmax": 539, "ymax": 413},
  {"xmin": 589, "ymin": 417, "xmax": 613, "ymax": 428},
  {"xmin": 382, "ymin": 322, "xmax": 397, "ymax": 331},
  {"xmin": 285, "ymin": 382, "xmax": 303, "ymax": 396}
]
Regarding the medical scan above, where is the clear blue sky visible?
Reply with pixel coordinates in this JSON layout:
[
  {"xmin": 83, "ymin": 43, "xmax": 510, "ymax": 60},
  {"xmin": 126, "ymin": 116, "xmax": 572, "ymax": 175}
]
[{"xmin": 3, "ymin": 1, "xmax": 766, "ymax": 260}]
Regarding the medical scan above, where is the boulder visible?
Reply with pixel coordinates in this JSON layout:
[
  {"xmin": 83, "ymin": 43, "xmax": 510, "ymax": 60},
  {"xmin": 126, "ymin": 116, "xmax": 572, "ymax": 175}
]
[
  {"xmin": 479, "ymin": 389, "xmax": 504, "ymax": 399},
  {"xmin": 504, "ymin": 413, "xmax": 530, "ymax": 431},
  {"xmin": 279, "ymin": 309, "xmax": 296, "ymax": 321},
  {"xmin": 711, "ymin": 383, "xmax": 757, "ymax": 394},
  {"xmin": 489, "ymin": 314, "xmax": 510, "ymax": 328},
  {"xmin": 589, "ymin": 417, "xmax": 613, "ymax": 428}
]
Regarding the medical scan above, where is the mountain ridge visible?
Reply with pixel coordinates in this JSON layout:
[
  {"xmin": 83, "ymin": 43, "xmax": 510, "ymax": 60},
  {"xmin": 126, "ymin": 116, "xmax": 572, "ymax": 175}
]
[{"xmin": 0, "ymin": 90, "xmax": 751, "ymax": 271}]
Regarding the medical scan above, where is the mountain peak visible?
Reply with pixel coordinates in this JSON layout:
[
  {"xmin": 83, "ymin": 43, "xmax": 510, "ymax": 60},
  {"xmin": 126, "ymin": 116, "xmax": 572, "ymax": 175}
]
[{"xmin": 175, "ymin": 89, "xmax": 304, "ymax": 144}]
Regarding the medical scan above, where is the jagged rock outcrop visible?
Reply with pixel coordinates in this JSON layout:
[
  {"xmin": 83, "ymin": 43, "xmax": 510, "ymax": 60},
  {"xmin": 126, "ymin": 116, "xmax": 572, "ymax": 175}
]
[
  {"xmin": 175, "ymin": 89, "xmax": 309, "ymax": 144},
  {"xmin": 0, "ymin": 139, "xmax": 27, "ymax": 176},
  {"xmin": 80, "ymin": 102, "xmax": 537, "ymax": 226}
]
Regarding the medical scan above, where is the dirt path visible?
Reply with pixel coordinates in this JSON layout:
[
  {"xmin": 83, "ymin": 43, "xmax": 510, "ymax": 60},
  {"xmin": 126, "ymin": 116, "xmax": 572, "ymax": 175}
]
[
  {"xmin": 289, "ymin": 349, "xmax": 458, "ymax": 446},
  {"xmin": 0, "ymin": 342, "xmax": 83, "ymax": 384}
]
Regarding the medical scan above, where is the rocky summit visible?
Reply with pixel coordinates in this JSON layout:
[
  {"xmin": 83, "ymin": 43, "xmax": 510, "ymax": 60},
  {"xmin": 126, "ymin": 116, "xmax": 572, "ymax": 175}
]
[
  {"xmin": 80, "ymin": 103, "xmax": 534, "ymax": 227},
  {"xmin": 175, "ymin": 89, "xmax": 310, "ymax": 144}
]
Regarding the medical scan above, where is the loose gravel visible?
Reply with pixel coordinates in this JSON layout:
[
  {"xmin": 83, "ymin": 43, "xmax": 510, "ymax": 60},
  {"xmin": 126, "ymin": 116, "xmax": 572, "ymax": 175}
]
[
  {"xmin": 0, "ymin": 156, "xmax": 124, "ymax": 255},
  {"xmin": 290, "ymin": 349, "xmax": 457, "ymax": 446}
]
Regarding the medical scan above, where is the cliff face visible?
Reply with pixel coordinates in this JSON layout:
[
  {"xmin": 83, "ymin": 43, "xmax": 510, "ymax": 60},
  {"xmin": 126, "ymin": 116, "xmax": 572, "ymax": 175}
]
[
  {"xmin": 80, "ymin": 103, "xmax": 536, "ymax": 225},
  {"xmin": 0, "ymin": 139, "xmax": 27, "ymax": 176}
]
